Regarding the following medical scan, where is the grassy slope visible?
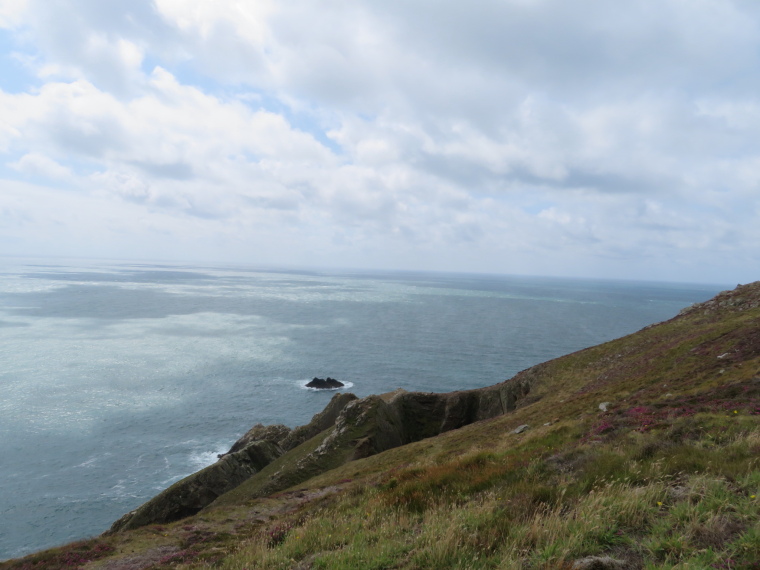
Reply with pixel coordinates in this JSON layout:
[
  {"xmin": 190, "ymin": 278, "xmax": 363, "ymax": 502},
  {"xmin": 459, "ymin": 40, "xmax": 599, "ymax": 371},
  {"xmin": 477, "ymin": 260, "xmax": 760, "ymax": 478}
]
[{"xmin": 4, "ymin": 283, "xmax": 760, "ymax": 570}]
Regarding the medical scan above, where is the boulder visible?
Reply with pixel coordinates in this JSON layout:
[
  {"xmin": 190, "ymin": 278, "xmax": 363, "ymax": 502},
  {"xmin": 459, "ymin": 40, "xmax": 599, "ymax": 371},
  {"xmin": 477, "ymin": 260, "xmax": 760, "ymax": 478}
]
[{"xmin": 306, "ymin": 377, "xmax": 345, "ymax": 389}]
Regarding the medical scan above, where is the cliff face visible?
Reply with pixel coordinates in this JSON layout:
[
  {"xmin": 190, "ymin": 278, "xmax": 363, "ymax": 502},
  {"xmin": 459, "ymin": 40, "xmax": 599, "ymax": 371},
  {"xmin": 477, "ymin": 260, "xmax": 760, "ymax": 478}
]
[
  {"xmin": 108, "ymin": 393, "xmax": 359, "ymax": 533},
  {"xmin": 108, "ymin": 440, "xmax": 283, "ymax": 532},
  {"xmin": 108, "ymin": 371, "xmax": 532, "ymax": 532}
]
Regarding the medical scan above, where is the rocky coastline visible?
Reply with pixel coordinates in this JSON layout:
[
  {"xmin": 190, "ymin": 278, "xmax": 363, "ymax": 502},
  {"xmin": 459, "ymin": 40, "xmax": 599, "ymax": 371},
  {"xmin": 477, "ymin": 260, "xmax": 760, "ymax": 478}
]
[{"xmin": 108, "ymin": 372, "xmax": 533, "ymax": 532}]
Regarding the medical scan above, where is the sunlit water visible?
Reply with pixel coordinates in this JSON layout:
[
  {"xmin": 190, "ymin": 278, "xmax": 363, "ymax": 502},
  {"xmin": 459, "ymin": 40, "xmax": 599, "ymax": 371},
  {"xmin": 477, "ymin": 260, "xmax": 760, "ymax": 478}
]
[{"xmin": 0, "ymin": 258, "xmax": 725, "ymax": 559}]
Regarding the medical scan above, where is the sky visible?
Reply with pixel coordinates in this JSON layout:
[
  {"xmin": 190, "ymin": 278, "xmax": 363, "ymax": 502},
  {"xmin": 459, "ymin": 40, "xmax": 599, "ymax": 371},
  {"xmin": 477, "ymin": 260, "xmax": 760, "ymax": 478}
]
[{"xmin": 0, "ymin": 0, "xmax": 758, "ymax": 284}]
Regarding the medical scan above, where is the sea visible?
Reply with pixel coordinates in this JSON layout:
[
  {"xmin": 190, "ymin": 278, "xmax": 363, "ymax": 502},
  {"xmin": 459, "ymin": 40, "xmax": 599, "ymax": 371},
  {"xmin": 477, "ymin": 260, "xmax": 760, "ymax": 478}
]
[{"xmin": 0, "ymin": 258, "xmax": 726, "ymax": 560}]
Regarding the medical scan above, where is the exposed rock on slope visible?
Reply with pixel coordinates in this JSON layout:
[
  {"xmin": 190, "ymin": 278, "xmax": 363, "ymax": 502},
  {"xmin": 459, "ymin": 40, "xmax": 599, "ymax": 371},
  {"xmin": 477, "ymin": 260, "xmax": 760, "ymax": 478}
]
[
  {"xmin": 215, "ymin": 376, "xmax": 533, "ymax": 505},
  {"xmin": 679, "ymin": 282, "xmax": 760, "ymax": 317},
  {"xmin": 279, "ymin": 392, "xmax": 358, "ymax": 451},
  {"xmin": 109, "ymin": 372, "xmax": 532, "ymax": 531},
  {"xmin": 108, "ymin": 440, "xmax": 283, "ymax": 533},
  {"xmin": 224, "ymin": 423, "xmax": 291, "ymax": 456},
  {"xmin": 108, "ymin": 393, "xmax": 359, "ymax": 533}
]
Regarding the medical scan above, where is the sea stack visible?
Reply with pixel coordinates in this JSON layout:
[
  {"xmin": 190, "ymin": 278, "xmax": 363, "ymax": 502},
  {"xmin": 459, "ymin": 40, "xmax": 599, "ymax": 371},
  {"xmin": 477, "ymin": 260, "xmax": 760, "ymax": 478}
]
[{"xmin": 306, "ymin": 377, "xmax": 345, "ymax": 389}]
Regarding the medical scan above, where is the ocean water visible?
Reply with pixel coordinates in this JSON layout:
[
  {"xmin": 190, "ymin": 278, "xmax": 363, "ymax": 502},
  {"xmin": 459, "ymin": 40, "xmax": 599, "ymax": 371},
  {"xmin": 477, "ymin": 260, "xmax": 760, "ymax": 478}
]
[{"xmin": 0, "ymin": 258, "xmax": 725, "ymax": 560}]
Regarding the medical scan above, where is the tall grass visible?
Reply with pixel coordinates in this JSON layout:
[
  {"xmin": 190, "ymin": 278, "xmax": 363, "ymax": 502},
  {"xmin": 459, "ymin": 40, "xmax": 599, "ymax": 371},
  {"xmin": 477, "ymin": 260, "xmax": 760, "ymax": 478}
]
[{"xmin": 215, "ymin": 421, "xmax": 760, "ymax": 570}]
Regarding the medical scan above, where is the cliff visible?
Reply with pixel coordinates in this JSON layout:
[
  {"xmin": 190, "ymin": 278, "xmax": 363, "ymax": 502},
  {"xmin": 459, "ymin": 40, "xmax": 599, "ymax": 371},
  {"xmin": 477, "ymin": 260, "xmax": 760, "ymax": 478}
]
[
  {"xmin": 4, "ymin": 282, "xmax": 760, "ymax": 570},
  {"xmin": 107, "ymin": 374, "xmax": 532, "ymax": 532}
]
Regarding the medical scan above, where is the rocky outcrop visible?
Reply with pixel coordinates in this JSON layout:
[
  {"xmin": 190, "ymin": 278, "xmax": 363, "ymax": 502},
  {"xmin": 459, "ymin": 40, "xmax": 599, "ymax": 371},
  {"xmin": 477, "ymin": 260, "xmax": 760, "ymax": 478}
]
[
  {"xmin": 224, "ymin": 423, "xmax": 291, "ymax": 456},
  {"xmin": 280, "ymin": 392, "xmax": 358, "ymax": 451},
  {"xmin": 108, "ymin": 440, "xmax": 283, "ymax": 533},
  {"xmin": 209, "ymin": 374, "xmax": 534, "ymax": 507},
  {"xmin": 678, "ymin": 281, "xmax": 760, "ymax": 317},
  {"xmin": 108, "ymin": 392, "xmax": 357, "ymax": 533},
  {"xmin": 109, "ymin": 374, "xmax": 534, "ymax": 532},
  {"xmin": 306, "ymin": 377, "xmax": 344, "ymax": 389}
]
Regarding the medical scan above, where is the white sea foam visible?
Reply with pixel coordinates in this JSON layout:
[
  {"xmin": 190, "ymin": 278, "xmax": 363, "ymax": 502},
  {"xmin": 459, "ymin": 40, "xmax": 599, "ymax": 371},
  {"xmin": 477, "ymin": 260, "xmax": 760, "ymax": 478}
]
[
  {"xmin": 74, "ymin": 456, "xmax": 99, "ymax": 469},
  {"xmin": 188, "ymin": 447, "xmax": 228, "ymax": 470}
]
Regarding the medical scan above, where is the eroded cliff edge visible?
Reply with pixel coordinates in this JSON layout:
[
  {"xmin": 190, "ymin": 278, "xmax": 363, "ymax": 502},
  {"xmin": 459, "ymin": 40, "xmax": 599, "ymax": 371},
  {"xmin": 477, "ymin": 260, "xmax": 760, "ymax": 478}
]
[
  {"xmin": 110, "ymin": 279, "xmax": 760, "ymax": 533},
  {"xmin": 108, "ymin": 372, "xmax": 533, "ymax": 533}
]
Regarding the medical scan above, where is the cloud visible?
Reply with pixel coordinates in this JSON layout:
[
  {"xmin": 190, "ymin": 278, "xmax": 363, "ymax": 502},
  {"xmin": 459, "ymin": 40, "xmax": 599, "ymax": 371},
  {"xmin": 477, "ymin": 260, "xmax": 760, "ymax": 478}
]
[
  {"xmin": 0, "ymin": 0, "xmax": 28, "ymax": 29},
  {"xmin": 9, "ymin": 152, "xmax": 72, "ymax": 179},
  {"xmin": 1, "ymin": 0, "xmax": 759, "ymax": 283}
]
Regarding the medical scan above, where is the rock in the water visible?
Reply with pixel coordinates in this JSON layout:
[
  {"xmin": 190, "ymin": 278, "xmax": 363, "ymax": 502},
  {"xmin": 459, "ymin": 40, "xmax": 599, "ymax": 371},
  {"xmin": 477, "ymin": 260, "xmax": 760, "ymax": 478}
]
[
  {"xmin": 306, "ymin": 377, "xmax": 345, "ymax": 389},
  {"xmin": 572, "ymin": 556, "xmax": 628, "ymax": 570},
  {"xmin": 513, "ymin": 424, "xmax": 529, "ymax": 434}
]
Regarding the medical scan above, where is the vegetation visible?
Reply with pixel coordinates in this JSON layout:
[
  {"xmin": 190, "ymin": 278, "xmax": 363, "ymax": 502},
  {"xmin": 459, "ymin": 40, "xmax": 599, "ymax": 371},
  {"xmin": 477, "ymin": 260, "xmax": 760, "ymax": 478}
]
[{"xmin": 3, "ymin": 283, "xmax": 760, "ymax": 569}]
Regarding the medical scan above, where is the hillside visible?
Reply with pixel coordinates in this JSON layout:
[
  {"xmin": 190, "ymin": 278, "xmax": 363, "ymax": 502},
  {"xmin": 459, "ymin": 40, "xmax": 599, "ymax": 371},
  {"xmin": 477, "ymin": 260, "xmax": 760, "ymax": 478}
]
[{"xmin": 3, "ymin": 282, "xmax": 760, "ymax": 570}]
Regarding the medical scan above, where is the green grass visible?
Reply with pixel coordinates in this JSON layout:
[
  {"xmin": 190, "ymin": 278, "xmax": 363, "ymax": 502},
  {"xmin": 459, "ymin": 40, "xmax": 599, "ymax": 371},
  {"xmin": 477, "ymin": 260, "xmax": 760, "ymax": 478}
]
[{"xmin": 208, "ymin": 421, "xmax": 760, "ymax": 570}]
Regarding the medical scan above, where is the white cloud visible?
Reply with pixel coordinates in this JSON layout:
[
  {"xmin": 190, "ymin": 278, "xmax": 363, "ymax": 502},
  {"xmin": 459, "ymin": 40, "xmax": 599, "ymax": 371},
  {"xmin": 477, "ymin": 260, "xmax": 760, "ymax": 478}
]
[
  {"xmin": 154, "ymin": 0, "xmax": 272, "ymax": 46},
  {"xmin": 9, "ymin": 152, "xmax": 71, "ymax": 179},
  {"xmin": 0, "ymin": 0, "xmax": 27, "ymax": 28},
  {"xmin": 1, "ymin": 0, "xmax": 759, "ymax": 283}
]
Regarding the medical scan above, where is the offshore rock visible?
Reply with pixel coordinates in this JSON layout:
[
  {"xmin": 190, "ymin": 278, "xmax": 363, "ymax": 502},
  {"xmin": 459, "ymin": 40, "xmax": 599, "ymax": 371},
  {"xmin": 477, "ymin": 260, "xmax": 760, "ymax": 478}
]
[{"xmin": 306, "ymin": 377, "xmax": 345, "ymax": 389}]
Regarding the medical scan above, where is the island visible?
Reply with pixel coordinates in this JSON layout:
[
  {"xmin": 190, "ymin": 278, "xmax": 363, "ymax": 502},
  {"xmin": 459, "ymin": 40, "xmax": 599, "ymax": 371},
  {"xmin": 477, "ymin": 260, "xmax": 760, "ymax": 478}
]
[{"xmin": 305, "ymin": 376, "xmax": 345, "ymax": 389}]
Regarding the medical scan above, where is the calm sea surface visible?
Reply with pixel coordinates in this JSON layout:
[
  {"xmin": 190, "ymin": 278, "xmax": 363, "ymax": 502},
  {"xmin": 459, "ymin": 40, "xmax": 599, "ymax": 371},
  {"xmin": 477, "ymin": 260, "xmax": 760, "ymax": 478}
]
[{"xmin": 0, "ymin": 258, "xmax": 726, "ymax": 559}]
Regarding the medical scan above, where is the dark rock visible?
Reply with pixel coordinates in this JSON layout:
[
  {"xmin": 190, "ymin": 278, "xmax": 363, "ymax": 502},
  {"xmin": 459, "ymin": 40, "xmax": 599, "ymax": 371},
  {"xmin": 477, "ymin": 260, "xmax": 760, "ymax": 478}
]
[
  {"xmin": 280, "ymin": 392, "xmax": 358, "ymax": 451},
  {"xmin": 107, "ymin": 440, "xmax": 283, "ymax": 533},
  {"xmin": 306, "ymin": 377, "xmax": 345, "ymax": 389},
  {"xmin": 210, "ymin": 377, "xmax": 536, "ymax": 507},
  {"xmin": 224, "ymin": 423, "xmax": 291, "ymax": 456},
  {"xmin": 110, "ymin": 373, "xmax": 535, "ymax": 531},
  {"xmin": 107, "ymin": 393, "xmax": 358, "ymax": 533}
]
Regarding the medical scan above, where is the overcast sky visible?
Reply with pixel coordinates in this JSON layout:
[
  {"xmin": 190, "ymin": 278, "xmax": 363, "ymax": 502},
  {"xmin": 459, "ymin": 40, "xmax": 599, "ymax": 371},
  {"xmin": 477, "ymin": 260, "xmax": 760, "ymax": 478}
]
[{"xmin": 0, "ymin": 0, "xmax": 758, "ymax": 284}]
